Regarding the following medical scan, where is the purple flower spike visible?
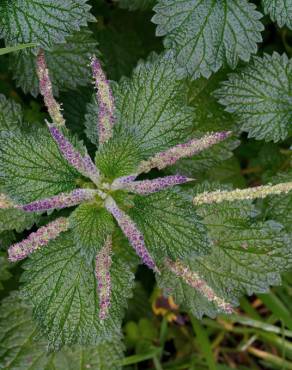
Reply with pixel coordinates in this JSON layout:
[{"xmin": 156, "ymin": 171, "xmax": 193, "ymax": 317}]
[
  {"xmin": 112, "ymin": 175, "xmax": 193, "ymax": 194},
  {"xmin": 36, "ymin": 50, "xmax": 65, "ymax": 126},
  {"xmin": 111, "ymin": 175, "xmax": 138, "ymax": 188},
  {"xmin": 48, "ymin": 124, "xmax": 100, "ymax": 185},
  {"xmin": 95, "ymin": 236, "xmax": 112, "ymax": 320},
  {"xmin": 138, "ymin": 131, "xmax": 232, "ymax": 174},
  {"xmin": 165, "ymin": 259, "xmax": 233, "ymax": 314},
  {"xmin": 91, "ymin": 56, "xmax": 115, "ymax": 145},
  {"xmin": 105, "ymin": 196, "xmax": 159, "ymax": 273},
  {"xmin": 8, "ymin": 217, "xmax": 69, "ymax": 262},
  {"xmin": 20, "ymin": 189, "xmax": 97, "ymax": 213}
]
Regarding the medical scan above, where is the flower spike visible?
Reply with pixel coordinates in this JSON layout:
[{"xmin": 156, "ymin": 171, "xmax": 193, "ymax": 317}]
[
  {"xmin": 48, "ymin": 123, "xmax": 100, "ymax": 185},
  {"xmin": 8, "ymin": 217, "xmax": 69, "ymax": 262},
  {"xmin": 19, "ymin": 189, "xmax": 97, "ymax": 213},
  {"xmin": 112, "ymin": 175, "xmax": 193, "ymax": 194},
  {"xmin": 105, "ymin": 196, "xmax": 159, "ymax": 273},
  {"xmin": 138, "ymin": 131, "xmax": 231, "ymax": 174},
  {"xmin": 91, "ymin": 56, "xmax": 115, "ymax": 145},
  {"xmin": 95, "ymin": 236, "xmax": 112, "ymax": 320},
  {"xmin": 165, "ymin": 259, "xmax": 233, "ymax": 314},
  {"xmin": 36, "ymin": 50, "xmax": 65, "ymax": 126},
  {"xmin": 193, "ymin": 182, "xmax": 292, "ymax": 205}
]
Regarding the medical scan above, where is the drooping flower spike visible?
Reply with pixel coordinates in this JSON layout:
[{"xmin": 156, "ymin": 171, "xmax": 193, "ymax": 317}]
[
  {"xmin": 18, "ymin": 189, "xmax": 97, "ymax": 213},
  {"xmin": 112, "ymin": 175, "xmax": 193, "ymax": 194},
  {"xmin": 91, "ymin": 56, "xmax": 116, "ymax": 145},
  {"xmin": 8, "ymin": 218, "xmax": 69, "ymax": 262},
  {"xmin": 105, "ymin": 196, "xmax": 159, "ymax": 273},
  {"xmin": 47, "ymin": 123, "xmax": 100, "ymax": 185},
  {"xmin": 95, "ymin": 236, "xmax": 112, "ymax": 320},
  {"xmin": 165, "ymin": 259, "xmax": 233, "ymax": 314},
  {"xmin": 36, "ymin": 50, "xmax": 65, "ymax": 126},
  {"xmin": 193, "ymin": 182, "xmax": 292, "ymax": 205},
  {"xmin": 137, "ymin": 131, "xmax": 232, "ymax": 174}
]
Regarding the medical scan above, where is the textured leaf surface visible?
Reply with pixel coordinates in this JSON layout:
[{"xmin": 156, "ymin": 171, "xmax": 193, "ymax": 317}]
[
  {"xmin": 263, "ymin": 171, "xmax": 292, "ymax": 233},
  {"xmin": 95, "ymin": 134, "xmax": 143, "ymax": 179},
  {"xmin": 22, "ymin": 232, "xmax": 136, "ymax": 349},
  {"xmin": 215, "ymin": 53, "xmax": 292, "ymax": 142},
  {"xmin": 158, "ymin": 191, "xmax": 292, "ymax": 318},
  {"xmin": 0, "ymin": 95, "xmax": 22, "ymax": 132},
  {"xmin": 0, "ymin": 208, "xmax": 36, "ymax": 233},
  {"xmin": 114, "ymin": 52, "xmax": 194, "ymax": 157},
  {"xmin": 70, "ymin": 204, "xmax": 115, "ymax": 263},
  {"xmin": 129, "ymin": 190, "xmax": 210, "ymax": 262},
  {"xmin": 0, "ymin": 129, "xmax": 79, "ymax": 203},
  {"xmin": 11, "ymin": 29, "xmax": 98, "ymax": 96},
  {"xmin": 0, "ymin": 0, "xmax": 94, "ymax": 48},
  {"xmin": 262, "ymin": 0, "xmax": 292, "ymax": 29},
  {"xmin": 152, "ymin": 0, "xmax": 263, "ymax": 79},
  {"xmin": 0, "ymin": 293, "xmax": 124, "ymax": 370}
]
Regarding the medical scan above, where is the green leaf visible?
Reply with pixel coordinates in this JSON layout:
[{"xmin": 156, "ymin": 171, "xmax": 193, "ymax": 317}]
[
  {"xmin": 11, "ymin": 29, "xmax": 98, "ymax": 96},
  {"xmin": 152, "ymin": 0, "xmax": 263, "ymax": 79},
  {"xmin": 0, "ymin": 0, "xmax": 94, "ymax": 48},
  {"xmin": 113, "ymin": 52, "xmax": 194, "ymax": 157},
  {"xmin": 22, "ymin": 231, "xmax": 136, "ymax": 349},
  {"xmin": 0, "ymin": 208, "xmax": 36, "ymax": 233},
  {"xmin": 262, "ymin": 0, "xmax": 292, "ymax": 29},
  {"xmin": 85, "ymin": 96, "xmax": 100, "ymax": 146},
  {"xmin": 158, "ymin": 192, "xmax": 292, "ymax": 318},
  {"xmin": 263, "ymin": 171, "xmax": 292, "ymax": 233},
  {"xmin": 0, "ymin": 95, "xmax": 22, "ymax": 132},
  {"xmin": 95, "ymin": 133, "xmax": 143, "ymax": 179},
  {"xmin": 0, "ymin": 292, "xmax": 124, "ymax": 370},
  {"xmin": 215, "ymin": 53, "xmax": 292, "ymax": 142},
  {"xmin": 0, "ymin": 129, "xmax": 79, "ymax": 203},
  {"xmin": 114, "ymin": 0, "xmax": 156, "ymax": 11},
  {"xmin": 0, "ymin": 252, "xmax": 11, "ymax": 290},
  {"xmin": 129, "ymin": 190, "xmax": 210, "ymax": 262},
  {"xmin": 70, "ymin": 204, "xmax": 115, "ymax": 263},
  {"xmin": 0, "ymin": 43, "xmax": 37, "ymax": 56}
]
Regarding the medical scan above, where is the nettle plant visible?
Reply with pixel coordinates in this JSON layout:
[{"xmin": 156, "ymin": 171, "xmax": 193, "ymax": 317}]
[
  {"xmin": 0, "ymin": 0, "xmax": 292, "ymax": 367},
  {"xmin": 1, "ymin": 49, "xmax": 292, "ymax": 352}
]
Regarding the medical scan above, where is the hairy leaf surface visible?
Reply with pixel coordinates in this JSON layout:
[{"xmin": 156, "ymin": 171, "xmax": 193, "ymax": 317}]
[
  {"xmin": 0, "ymin": 0, "xmax": 94, "ymax": 48},
  {"xmin": 158, "ymin": 193, "xmax": 292, "ymax": 317},
  {"xmin": 0, "ymin": 129, "xmax": 79, "ymax": 203},
  {"xmin": 0, "ymin": 293, "xmax": 124, "ymax": 370},
  {"xmin": 22, "ymin": 232, "xmax": 136, "ymax": 349},
  {"xmin": 0, "ymin": 95, "xmax": 22, "ymax": 132},
  {"xmin": 152, "ymin": 0, "xmax": 263, "ymax": 79},
  {"xmin": 262, "ymin": 0, "xmax": 292, "ymax": 29},
  {"xmin": 113, "ymin": 53, "xmax": 194, "ymax": 157},
  {"xmin": 129, "ymin": 190, "xmax": 210, "ymax": 262},
  {"xmin": 70, "ymin": 204, "xmax": 115, "ymax": 263},
  {"xmin": 215, "ymin": 53, "xmax": 292, "ymax": 142}
]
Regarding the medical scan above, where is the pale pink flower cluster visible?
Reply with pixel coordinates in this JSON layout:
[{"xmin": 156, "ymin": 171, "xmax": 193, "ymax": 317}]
[
  {"xmin": 91, "ymin": 56, "xmax": 115, "ymax": 145},
  {"xmin": 8, "ymin": 218, "xmax": 69, "ymax": 262},
  {"xmin": 165, "ymin": 259, "xmax": 233, "ymax": 313},
  {"xmin": 95, "ymin": 236, "xmax": 112, "ymax": 320}
]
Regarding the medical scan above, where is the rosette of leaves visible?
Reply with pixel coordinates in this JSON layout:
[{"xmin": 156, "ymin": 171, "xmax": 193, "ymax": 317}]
[{"xmin": 1, "ymin": 50, "xmax": 292, "ymax": 354}]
